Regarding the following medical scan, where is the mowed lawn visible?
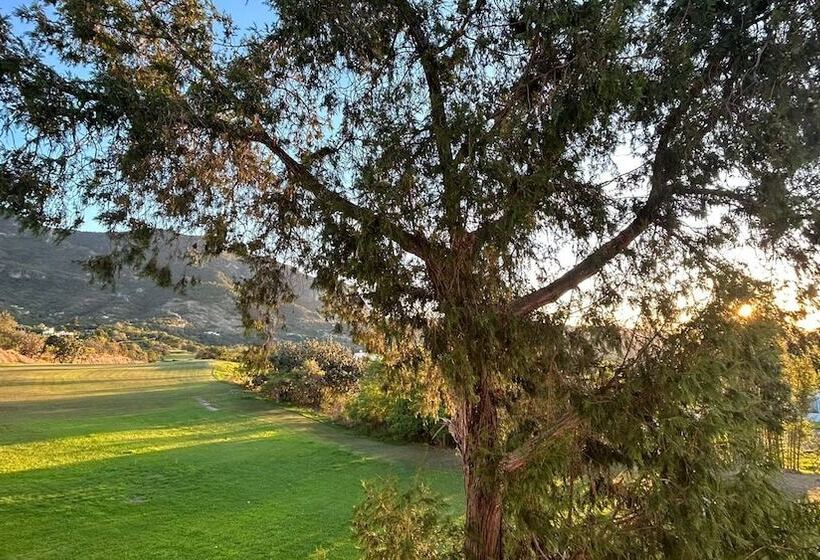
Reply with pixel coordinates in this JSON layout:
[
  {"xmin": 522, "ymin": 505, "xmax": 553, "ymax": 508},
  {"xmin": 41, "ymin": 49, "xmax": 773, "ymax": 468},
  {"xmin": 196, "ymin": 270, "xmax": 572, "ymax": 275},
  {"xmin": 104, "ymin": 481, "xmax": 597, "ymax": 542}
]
[{"xmin": 0, "ymin": 361, "xmax": 464, "ymax": 559}]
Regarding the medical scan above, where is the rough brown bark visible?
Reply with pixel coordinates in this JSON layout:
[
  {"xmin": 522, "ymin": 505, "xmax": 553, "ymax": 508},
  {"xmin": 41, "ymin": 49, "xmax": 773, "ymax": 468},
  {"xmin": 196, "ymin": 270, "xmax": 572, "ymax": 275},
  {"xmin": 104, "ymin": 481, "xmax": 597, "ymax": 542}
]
[
  {"xmin": 458, "ymin": 377, "xmax": 504, "ymax": 560},
  {"xmin": 464, "ymin": 468, "xmax": 503, "ymax": 560}
]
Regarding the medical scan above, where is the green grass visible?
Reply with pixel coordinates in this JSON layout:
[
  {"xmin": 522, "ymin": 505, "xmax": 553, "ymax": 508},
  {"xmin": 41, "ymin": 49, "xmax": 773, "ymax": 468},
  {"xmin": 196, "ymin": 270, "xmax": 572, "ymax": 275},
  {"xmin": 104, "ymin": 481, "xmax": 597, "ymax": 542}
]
[{"xmin": 0, "ymin": 361, "xmax": 463, "ymax": 559}]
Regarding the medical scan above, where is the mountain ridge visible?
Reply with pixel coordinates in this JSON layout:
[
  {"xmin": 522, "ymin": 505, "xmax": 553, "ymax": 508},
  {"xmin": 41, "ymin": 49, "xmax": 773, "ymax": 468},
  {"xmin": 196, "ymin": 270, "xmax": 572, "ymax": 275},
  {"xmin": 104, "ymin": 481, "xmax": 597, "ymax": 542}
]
[{"xmin": 0, "ymin": 219, "xmax": 337, "ymax": 343}]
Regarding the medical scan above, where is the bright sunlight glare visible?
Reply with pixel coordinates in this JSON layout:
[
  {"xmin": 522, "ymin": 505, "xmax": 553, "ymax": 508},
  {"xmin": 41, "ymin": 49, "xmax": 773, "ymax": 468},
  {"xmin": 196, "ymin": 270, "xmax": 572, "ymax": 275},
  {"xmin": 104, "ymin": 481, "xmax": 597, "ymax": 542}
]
[{"xmin": 737, "ymin": 304, "xmax": 755, "ymax": 319}]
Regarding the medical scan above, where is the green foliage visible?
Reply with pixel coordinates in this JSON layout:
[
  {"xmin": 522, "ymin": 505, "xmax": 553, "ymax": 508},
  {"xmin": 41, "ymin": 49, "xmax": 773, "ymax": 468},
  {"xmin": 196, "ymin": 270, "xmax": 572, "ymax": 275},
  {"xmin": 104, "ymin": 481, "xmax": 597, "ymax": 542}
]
[
  {"xmin": 264, "ymin": 358, "xmax": 328, "ymax": 408},
  {"xmin": 236, "ymin": 338, "xmax": 451, "ymax": 444},
  {"xmin": 195, "ymin": 344, "xmax": 246, "ymax": 361},
  {"xmin": 246, "ymin": 340, "xmax": 364, "ymax": 408},
  {"xmin": 2, "ymin": 1, "xmax": 820, "ymax": 557},
  {"xmin": 777, "ymin": 337, "xmax": 820, "ymax": 470},
  {"xmin": 270, "ymin": 340, "xmax": 363, "ymax": 392},
  {"xmin": 44, "ymin": 334, "xmax": 82, "ymax": 362},
  {"xmin": 353, "ymin": 479, "xmax": 462, "ymax": 560},
  {"xmin": 345, "ymin": 360, "xmax": 450, "ymax": 445},
  {"xmin": 502, "ymin": 292, "xmax": 820, "ymax": 559}
]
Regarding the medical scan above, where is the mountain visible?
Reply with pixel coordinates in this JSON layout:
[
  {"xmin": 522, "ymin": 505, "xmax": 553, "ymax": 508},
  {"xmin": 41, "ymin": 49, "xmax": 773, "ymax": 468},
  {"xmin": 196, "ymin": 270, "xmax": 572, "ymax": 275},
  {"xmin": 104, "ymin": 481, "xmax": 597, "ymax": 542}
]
[{"xmin": 0, "ymin": 219, "xmax": 338, "ymax": 344}]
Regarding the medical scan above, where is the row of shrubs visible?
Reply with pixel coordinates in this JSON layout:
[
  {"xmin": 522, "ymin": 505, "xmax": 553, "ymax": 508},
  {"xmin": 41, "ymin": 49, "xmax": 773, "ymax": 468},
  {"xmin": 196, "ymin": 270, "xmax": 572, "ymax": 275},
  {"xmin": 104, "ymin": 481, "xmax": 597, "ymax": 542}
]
[
  {"xmin": 231, "ymin": 339, "xmax": 452, "ymax": 446},
  {"xmin": 195, "ymin": 345, "xmax": 246, "ymax": 362},
  {"xmin": 0, "ymin": 310, "xmax": 188, "ymax": 363}
]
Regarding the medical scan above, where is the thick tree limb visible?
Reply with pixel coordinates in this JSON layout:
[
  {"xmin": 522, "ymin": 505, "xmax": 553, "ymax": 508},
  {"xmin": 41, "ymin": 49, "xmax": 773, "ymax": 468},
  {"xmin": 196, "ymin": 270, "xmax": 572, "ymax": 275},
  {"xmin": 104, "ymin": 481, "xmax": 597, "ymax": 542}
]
[
  {"xmin": 250, "ymin": 128, "xmax": 435, "ymax": 260},
  {"xmin": 158, "ymin": 28, "xmax": 436, "ymax": 261},
  {"xmin": 507, "ymin": 93, "xmax": 697, "ymax": 317},
  {"xmin": 507, "ymin": 195, "xmax": 664, "ymax": 317},
  {"xmin": 393, "ymin": 0, "xmax": 460, "ymax": 231}
]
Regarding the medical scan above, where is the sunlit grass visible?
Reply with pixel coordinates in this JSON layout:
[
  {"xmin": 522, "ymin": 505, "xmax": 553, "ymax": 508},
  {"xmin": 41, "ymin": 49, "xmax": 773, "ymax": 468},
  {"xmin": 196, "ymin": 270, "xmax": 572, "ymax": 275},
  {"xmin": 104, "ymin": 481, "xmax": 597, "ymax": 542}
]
[
  {"xmin": 0, "ymin": 419, "xmax": 280, "ymax": 474},
  {"xmin": 0, "ymin": 361, "xmax": 462, "ymax": 559}
]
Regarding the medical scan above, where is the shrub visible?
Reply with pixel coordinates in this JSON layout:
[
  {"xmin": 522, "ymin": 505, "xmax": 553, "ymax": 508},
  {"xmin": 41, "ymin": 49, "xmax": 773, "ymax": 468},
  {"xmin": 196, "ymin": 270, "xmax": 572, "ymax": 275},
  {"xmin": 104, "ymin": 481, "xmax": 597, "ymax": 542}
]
[
  {"xmin": 196, "ymin": 345, "xmax": 223, "ymax": 359},
  {"xmin": 352, "ymin": 479, "xmax": 462, "ymax": 560},
  {"xmin": 14, "ymin": 331, "xmax": 45, "ymax": 357},
  {"xmin": 263, "ymin": 358, "xmax": 326, "ymax": 407},
  {"xmin": 0, "ymin": 311, "xmax": 45, "ymax": 357},
  {"xmin": 345, "ymin": 360, "xmax": 451, "ymax": 445},
  {"xmin": 196, "ymin": 345, "xmax": 246, "ymax": 361},
  {"xmin": 271, "ymin": 340, "xmax": 363, "ymax": 393},
  {"xmin": 45, "ymin": 335, "xmax": 82, "ymax": 362},
  {"xmin": 250, "ymin": 340, "xmax": 364, "ymax": 408}
]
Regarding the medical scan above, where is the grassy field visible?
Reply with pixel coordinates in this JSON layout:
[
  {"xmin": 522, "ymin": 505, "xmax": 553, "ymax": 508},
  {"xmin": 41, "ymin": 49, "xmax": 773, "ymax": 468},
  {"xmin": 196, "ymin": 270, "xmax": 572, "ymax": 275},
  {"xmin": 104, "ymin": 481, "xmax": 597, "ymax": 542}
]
[{"xmin": 0, "ymin": 360, "xmax": 463, "ymax": 559}]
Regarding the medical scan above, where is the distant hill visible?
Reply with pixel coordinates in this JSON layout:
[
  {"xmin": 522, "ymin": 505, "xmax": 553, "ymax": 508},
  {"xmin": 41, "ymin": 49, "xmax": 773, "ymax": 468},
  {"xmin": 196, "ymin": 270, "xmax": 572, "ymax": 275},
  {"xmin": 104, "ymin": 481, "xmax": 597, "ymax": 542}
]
[{"xmin": 0, "ymin": 219, "xmax": 339, "ymax": 344}]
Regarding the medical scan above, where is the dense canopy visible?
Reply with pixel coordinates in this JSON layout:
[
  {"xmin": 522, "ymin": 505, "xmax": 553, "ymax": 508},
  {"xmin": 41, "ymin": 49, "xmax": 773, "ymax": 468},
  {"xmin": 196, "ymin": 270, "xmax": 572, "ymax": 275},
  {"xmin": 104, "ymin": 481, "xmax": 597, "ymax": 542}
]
[{"xmin": 1, "ymin": 1, "xmax": 819, "ymax": 558}]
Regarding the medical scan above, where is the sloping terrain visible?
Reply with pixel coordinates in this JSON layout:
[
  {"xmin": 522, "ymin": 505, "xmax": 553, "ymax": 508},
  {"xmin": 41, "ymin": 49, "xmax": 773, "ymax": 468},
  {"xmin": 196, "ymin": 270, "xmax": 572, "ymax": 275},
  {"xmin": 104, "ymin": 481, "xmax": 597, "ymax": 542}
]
[{"xmin": 0, "ymin": 219, "xmax": 334, "ymax": 343}]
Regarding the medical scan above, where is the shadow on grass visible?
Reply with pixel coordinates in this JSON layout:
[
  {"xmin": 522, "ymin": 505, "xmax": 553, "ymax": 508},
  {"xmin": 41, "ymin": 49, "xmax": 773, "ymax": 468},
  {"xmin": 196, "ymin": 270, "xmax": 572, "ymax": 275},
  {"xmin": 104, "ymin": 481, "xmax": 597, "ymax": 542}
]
[
  {"xmin": 0, "ymin": 360, "xmax": 463, "ymax": 560},
  {"xmin": 0, "ymin": 411, "xmax": 464, "ymax": 559},
  {"xmin": 1, "ymin": 373, "xmax": 459, "ymax": 472}
]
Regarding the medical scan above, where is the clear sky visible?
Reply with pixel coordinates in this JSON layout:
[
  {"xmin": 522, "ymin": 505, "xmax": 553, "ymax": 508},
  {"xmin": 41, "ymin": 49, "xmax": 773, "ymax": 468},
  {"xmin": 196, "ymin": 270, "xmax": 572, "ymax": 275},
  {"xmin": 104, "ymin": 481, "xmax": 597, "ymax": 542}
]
[{"xmin": 0, "ymin": 0, "xmax": 276, "ymax": 231}]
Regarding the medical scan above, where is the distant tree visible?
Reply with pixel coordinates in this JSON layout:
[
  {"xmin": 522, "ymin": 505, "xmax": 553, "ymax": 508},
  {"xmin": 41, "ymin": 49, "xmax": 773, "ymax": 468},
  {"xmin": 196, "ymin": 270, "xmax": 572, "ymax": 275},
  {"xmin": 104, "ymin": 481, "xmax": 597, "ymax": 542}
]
[
  {"xmin": 14, "ymin": 330, "xmax": 44, "ymax": 357},
  {"xmin": 0, "ymin": 310, "xmax": 20, "ymax": 349},
  {"xmin": 1, "ymin": 1, "xmax": 819, "ymax": 557},
  {"xmin": 44, "ymin": 334, "xmax": 81, "ymax": 363},
  {"xmin": 778, "ymin": 332, "xmax": 820, "ymax": 469}
]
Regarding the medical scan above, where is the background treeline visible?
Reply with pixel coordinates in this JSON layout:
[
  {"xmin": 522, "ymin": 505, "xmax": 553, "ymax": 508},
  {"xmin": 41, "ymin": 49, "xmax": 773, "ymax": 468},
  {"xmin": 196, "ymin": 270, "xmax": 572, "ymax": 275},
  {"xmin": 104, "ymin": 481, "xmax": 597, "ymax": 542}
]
[
  {"xmin": 765, "ymin": 337, "xmax": 820, "ymax": 472},
  {"xmin": 0, "ymin": 309, "xmax": 200, "ymax": 363},
  {"xmin": 218, "ymin": 339, "xmax": 452, "ymax": 446}
]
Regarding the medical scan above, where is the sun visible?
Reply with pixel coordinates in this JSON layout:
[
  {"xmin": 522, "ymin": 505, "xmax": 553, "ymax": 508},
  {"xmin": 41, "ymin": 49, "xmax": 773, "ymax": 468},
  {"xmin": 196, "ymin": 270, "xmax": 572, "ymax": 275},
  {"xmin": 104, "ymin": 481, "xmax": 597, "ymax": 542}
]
[{"xmin": 737, "ymin": 303, "xmax": 754, "ymax": 319}]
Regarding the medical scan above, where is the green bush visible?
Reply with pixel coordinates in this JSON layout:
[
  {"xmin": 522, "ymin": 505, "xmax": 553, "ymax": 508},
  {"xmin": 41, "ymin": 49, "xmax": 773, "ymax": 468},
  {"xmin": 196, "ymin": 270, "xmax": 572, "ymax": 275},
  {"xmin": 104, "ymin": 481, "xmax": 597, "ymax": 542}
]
[
  {"xmin": 249, "ymin": 340, "xmax": 364, "ymax": 408},
  {"xmin": 236, "ymin": 341, "xmax": 454, "ymax": 445},
  {"xmin": 196, "ymin": 345, "xmax": 246, "ymax": 361},
  {"xmin": 270, "ymin": 340, "xmax": 363, "ymax": 392},
  {"xmin": 344, "ymin": 361, "xmax": 451, "ymax": 445},
  {"xmin": 352, "ymin": 479, "xmax": 462, "ymax": 560},
  {"xmin": 263, "ymin": 358, "xmax": 327, "ymax": 407},
  {"xmin": 45, "ymin": 335, "xmax": 82, "ymax": 362}
]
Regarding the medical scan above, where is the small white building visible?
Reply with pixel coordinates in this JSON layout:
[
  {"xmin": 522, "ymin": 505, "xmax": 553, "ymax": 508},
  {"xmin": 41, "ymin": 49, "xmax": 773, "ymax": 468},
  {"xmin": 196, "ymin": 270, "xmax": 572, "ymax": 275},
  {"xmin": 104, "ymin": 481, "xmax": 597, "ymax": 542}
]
[{"xmin": 808, "ymin": 393, "xmax": 820, "ymax": 424}]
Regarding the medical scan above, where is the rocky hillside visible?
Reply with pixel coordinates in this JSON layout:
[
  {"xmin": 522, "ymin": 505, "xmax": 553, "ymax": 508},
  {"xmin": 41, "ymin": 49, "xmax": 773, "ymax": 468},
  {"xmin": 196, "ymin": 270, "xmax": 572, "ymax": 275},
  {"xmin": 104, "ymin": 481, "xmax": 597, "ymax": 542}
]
[{"xmin": 0, "ymin": 219, "xmax": 337, "ymax": 343}]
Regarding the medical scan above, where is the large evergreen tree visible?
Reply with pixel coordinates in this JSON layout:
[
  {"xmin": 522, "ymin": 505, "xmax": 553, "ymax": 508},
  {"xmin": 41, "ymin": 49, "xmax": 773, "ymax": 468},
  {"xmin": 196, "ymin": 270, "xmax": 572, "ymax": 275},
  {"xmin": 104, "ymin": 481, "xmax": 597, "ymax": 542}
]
[{"xmin": 1, "ymin": 1, "xmax": 818, "ymax": 557}]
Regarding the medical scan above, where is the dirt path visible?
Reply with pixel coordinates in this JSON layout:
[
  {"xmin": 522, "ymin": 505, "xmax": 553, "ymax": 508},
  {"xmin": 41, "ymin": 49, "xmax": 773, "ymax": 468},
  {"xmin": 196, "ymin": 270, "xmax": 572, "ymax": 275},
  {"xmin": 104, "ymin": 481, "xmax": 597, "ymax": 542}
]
[{"xmin": 778, "ymin": 471, "xmax": 820, "ymax": 502}]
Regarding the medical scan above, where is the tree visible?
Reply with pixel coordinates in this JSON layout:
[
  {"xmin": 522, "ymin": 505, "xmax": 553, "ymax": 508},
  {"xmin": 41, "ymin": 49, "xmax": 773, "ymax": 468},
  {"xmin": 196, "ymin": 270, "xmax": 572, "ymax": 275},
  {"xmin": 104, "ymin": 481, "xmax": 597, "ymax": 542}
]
[
  {"xmin": 778, "ymin": 332, "xmax": 820, "ymax": 470},
  {"xmin": 0, "ymin": 309, "xmax": 45, "ymax": 357},
  {"xmin": 1, "ymin": 1, "xmax": 819, "ymax": 557},
  {"xmin": 44, "ymin": 334, "xmax": 81, "ymax": 362}
]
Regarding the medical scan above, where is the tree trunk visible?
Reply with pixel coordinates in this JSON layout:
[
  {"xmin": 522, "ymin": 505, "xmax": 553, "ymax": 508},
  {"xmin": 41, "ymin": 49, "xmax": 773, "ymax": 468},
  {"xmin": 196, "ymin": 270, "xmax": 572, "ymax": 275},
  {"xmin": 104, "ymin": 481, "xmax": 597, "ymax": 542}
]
[
  {"xmin": 459, "ymin": 377, "xmax": 504, "ymax": 560},
  {"xmin": 465, "ymin": 466, "xmax": 503, "ymax": 559}
]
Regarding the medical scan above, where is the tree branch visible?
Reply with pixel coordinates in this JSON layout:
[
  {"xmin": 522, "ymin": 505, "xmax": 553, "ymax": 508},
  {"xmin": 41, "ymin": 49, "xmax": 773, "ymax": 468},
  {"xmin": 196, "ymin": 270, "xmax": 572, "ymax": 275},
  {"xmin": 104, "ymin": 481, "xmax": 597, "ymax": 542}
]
[
  {"xmin": 507, "ymin": 195, "xmax": 664, "ymax": 317},
  {"xmin": 393, "ymin": 0, "xmax": 460, "ymax": 231},
  {"xmin": 507, "ymin": 88, "xmax": 700, "ymax": 317},
  {"xmin": 157, "ymin": 26, "xmax": 436, "ymax": 261},
  {"xmin": 500, "ymin": 410, "xmax": 580, "ymax": 474},
  {"xmin": 436, "ymin": 0, "xmax": 487, "ymax": 53},
  {"xmin": 249, "ymin": 128, "xmax": 435, "ymax": 260}
]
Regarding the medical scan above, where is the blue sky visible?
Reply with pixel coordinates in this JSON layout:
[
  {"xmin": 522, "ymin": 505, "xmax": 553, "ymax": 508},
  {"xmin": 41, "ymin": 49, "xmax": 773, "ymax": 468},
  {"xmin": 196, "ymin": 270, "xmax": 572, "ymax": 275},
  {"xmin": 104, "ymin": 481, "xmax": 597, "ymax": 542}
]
[
  {"xmin": 1, "ymin": 1, "xmax": 817, "ymax": 328},
  {"xmin": 0, "ymin": 0, "xmax": 276, "ymax": 28},
  {"xmin": 0, "ymin": 0, "xmax": 278, "ymax": 231}
]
